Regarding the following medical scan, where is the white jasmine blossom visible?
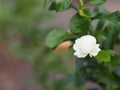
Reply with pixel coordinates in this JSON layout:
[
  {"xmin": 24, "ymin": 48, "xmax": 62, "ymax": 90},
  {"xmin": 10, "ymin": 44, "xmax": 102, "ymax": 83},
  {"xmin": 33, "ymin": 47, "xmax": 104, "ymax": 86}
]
[{"xmin": 73, "ymin": 35, "xmax": 101, "ymax": 58}]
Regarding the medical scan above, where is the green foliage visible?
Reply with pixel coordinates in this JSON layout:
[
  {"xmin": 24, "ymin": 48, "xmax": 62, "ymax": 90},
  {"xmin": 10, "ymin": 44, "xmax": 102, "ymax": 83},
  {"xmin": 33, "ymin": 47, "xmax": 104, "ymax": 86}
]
[
  {"xmin": 69, "ymin": 14, "xmax": 89, "ymax": 34},
  {"xmin": 56, "ymin": 0, "xmax": 72, "ymax": 12},
  {"xmin": 93, "ymin": 9, "xmax": 120, "ymax": 27},
  {"xmin": 44, "ymin": 0, "xmax": 72, "ymax": 12},
  {"xmin": 95, "ymin": 50, "xmax": 111, "ymax": 62},
  {"xmin": 94, "ymin": 11, "xmax": 120, "ymax": 26},
  {"xmin": 45, "ymin": 29, "xmax": 69, "ymax": 48},
  {"xmin": 87, "ymin": 0, "xmax": 106, "ymax": 5},
  {"xmin": 106, "ymin": 11, "xmax": 120, "ymax": 26},
  {"xmin": 109, "ymin": 56, "xmax": 120, "ymax": 67},
  {"xmin": 94, "ymin": 6, "xmax": 109, "ymax": 16},
  {"xmin": 43, "ymin": 0, "xmax": 51, "ymax": 8},
  {"xmin": 79, "ymin": 8, "xmax": 92, "ymax": 18},
  {"xmin": 1, "ymin": 0, "xmax": 76, "ymax": 90}
]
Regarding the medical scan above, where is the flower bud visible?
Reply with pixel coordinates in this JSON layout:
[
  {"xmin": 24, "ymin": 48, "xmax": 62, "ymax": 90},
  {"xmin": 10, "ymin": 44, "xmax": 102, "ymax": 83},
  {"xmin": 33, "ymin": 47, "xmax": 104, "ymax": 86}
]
[{"xmin": 73, "ymin": 35, "xmax": 101, "ymax": 58}]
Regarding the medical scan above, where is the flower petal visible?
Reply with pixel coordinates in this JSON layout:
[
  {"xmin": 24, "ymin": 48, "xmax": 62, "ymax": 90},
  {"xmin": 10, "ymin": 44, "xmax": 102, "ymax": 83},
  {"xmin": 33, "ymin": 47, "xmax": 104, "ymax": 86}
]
[
  {"xmin": 89, "ymin": 44, "xmax": 101, "ymax": 57},
  {"xmin": 74, "ymin": 51, "xmax": 88, "ymax": 58},
  {"xmin": 73, "ymin": 35, "xmax": 100, "ymax": 58},
  {"xmin": 73, "ymin": 44, "xmax": 80, "ymax": 51}
]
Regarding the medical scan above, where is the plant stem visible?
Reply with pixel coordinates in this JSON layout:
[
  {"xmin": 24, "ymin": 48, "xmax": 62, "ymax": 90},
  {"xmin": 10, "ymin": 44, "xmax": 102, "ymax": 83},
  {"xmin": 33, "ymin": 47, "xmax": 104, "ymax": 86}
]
[
  {"xmin": 78, "ymin": 0, "xmax": 84, "ymax": 7},
  {"xmin": 68, "ymin": 30, "xmax": 78, "ymax": 38}
]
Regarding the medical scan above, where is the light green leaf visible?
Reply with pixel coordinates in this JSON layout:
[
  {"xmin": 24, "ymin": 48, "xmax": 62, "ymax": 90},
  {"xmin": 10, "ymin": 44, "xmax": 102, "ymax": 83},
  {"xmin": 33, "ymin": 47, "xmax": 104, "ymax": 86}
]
[
  {"xmin": 95, "ymin": 50, "xmax": 111, "ymax": 62},
  {"xmin": 45, "ymin": 29, "xmax": 68, "ymax": 48},
  {"xmin": 87, "ymin": 0, "xmax": 106, "ymax": 5},
  {"xmin": 56, "ymin": 0, "xmax": 72, "ymax": 12},
  {"xmin": 79, "ymin": 8, "xmax": 92, "ymax": 18}
]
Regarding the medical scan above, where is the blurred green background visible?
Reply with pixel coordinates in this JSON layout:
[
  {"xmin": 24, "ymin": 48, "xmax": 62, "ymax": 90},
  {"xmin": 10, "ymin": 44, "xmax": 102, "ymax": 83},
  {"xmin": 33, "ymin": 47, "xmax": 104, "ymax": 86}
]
[{"xmin": 0, "ymin": 0, "xmax": 75, "ymax": 90}]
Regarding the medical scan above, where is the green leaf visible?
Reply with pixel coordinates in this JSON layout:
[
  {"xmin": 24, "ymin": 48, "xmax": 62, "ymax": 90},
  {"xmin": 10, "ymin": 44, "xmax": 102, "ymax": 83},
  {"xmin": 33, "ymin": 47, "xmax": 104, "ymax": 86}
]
[
  {"xmin": 49, "ymin": 2, "xmax": 56, "ymax": 10},
  {"xmin": 109, "ymin": 56, "xmax": 120, "ymax": 67},
  {"xmin": 69, "ymin": 14, "xmax": 89, "ymax": 33},
  {"xmin": 95, "ymin": 20, "xmax": 105, "ymax": 30},
  {"xmin": 105, "ymin": 11, "xmax": 120, "ymax": 26},
  {"xmin": 87, "ymin": 0, "xmax": 106, "ymax": 5},
  {"xmin": 43, "ymin": 0, "xmax": 51, "ymax": 8},
  {"xmin": 45, "ymin": 29, "xmax": 68, "ymax": 48},
  {"xmin": 95, "ymin": 50, "xmax": 111, "ymax": 62},
  {"xmin": 94, "ymin": 6, "xmax": 109, "ymax": 15},
  {"xmin": 56, "ymin": 0, "xmax": 72, "ymax": 12},
  {"xmin": 79, "ymin": 8, "xmax": 92, "ymax": 18},
  {"xmin": 103, "ymin": 25, "xmax": 120, "ymax": 48},
  {"xmin": 93, "ymin": 11, "xmax": 120, "ymax": 26}
]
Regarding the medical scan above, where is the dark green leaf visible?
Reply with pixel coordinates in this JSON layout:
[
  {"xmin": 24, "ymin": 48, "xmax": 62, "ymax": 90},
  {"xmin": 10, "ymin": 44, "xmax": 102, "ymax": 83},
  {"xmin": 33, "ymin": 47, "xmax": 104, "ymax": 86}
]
[
  {"xmin": 49, "ymin": 2, "xmax": 56, "ymax": 10},
  {"xmin": 45, "ymin": 29, "xmax": 68, "ymax": 48},
  {"xmin": 93, "ymin": 11, "xmax": 120, "ymax": 26},
  {"xmin": 93, "ymin": 69, "xmax": 115, "ymax": 84},
  {"xmin": 109, "ymin": 56, "xmax": 120, "ymax": 67},
  {"xmin": 103, "ymin": 25, "xmax": 120, "ymax": 49},
  {"xmin": 95, "ymin": 50, "xmax": 111, "ymax": 62},
  {"xmin": 105, "ymin": 11, "xmax": 120, "ymax": 26},
  {"xmin": 87, "ymin": 0, "xmax": 106, "ymax": 5},
  {"xmin": 95, "ymin": 20, "xmax": 105, "ymax": 30},
  {"xmin": 56, "ymin": 0, "xmax": 72, "ymax": 12},
  {"xmin": 69, "ymin": 14, "xmax": 89, "ymax": 33},
  {"xmin": 75, "ymin": 58, "xmax": 86, "ymax": 85}
]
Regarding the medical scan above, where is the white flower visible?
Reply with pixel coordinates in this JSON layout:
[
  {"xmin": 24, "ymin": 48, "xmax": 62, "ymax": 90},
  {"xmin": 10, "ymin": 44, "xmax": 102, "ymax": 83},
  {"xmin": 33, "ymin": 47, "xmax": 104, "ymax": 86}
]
[{"xmin": 73, "ymin": 35, "xmax": 101, "ymax": 58}]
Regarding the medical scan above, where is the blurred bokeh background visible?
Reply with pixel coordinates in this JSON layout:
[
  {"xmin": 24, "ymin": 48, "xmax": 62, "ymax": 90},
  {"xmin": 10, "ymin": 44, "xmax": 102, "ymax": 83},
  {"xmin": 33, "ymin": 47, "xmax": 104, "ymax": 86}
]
[{"xmin": 0, "ymin": 0, "xmax": 120, "ymax": 90}]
